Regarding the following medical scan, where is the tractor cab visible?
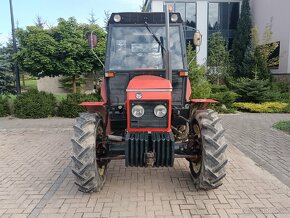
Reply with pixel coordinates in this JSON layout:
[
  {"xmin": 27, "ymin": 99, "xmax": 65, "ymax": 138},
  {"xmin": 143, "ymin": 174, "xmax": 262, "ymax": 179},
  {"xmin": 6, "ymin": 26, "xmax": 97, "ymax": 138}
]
[{"xmin": 104, "ymin": 13, "xmax": 189, "ymax": 132}]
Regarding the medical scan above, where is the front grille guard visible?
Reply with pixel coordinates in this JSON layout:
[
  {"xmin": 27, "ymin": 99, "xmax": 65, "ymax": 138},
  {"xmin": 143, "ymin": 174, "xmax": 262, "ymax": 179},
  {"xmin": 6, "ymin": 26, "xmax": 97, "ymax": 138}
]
[{"xmin": 125, "ymin": 132, "xmax": 175, "ymax": 167}]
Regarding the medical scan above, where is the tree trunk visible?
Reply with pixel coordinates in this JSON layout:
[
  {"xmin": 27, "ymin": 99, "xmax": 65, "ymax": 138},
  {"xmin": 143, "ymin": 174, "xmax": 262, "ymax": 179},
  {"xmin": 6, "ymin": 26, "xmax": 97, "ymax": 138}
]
[
  {"xmin": 72, "ymin": 75, "xmax": 77, "ymax": 93},
  {"xmin": 22, "ymin": 74, "xmax": 25, "ymax": 88}
]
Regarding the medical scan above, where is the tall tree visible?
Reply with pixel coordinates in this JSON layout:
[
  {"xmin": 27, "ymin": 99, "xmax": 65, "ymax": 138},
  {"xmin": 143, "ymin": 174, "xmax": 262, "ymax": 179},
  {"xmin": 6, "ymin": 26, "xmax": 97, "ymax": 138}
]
[
  {"xmin": 231, "ymin": 0, "xmax": 252, "ymax": 77},
  {"xmin": 0, "ymin": 41, "xmax": 15, "ymax": 94},
  {"xmin": 34, "ymin": 15, "xmax": 46, "ymax": 29},
  {"xmin": 88, "ymin": 10, "xmax": 98, "ymax": 25}
]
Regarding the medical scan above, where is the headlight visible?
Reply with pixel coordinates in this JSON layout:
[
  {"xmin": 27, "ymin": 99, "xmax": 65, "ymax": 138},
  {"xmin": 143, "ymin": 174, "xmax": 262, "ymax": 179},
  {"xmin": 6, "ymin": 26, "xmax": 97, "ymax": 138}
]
[
  {"xmin": 154, "ymin": 105, "xmax": 167, "ymax": 118},
  {"xmin": 171, "ymin": 14, "xmax": 178, "ymax": 22},
  {"xmin": 114, "ymin": 14, "xmax": 121, "ymax": 22},
  {"xmin": 131, "ymin": 105, "xmax": 144, "ymax": 118}
]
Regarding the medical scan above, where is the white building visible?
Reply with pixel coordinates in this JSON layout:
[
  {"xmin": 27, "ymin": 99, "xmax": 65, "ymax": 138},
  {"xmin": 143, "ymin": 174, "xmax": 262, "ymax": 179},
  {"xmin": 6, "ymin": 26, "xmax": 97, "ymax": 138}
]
[
  {"xmin": 251, "ymin": 0, "xmax": 290, "ymax": 81},
  {"xmin": 143, "ymin": 0, "xmax": 290, "ymax": 83}
]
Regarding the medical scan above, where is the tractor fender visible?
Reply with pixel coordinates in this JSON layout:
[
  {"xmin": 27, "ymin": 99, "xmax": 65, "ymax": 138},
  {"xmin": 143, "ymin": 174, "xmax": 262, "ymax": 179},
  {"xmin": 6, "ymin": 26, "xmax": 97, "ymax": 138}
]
[
  {"xmin": 79, "ymin": 102, "xmax": 112, "ymax": 135},
  {"xmin": 189, "ymin": 99, "xmax": 219, "ymax": 110}
]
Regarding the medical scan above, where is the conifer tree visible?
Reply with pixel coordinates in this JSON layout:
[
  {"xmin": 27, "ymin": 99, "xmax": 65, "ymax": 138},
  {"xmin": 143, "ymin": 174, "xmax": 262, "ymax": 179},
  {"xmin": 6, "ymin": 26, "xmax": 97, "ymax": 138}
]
[
  {"xmin": 207, "ymin": 32, "xmax": 230, "ymax": 84},
  {"xmin": 0, "ymin": 42, "xmax": 15, "ymax": 94},
  {"xmin": 231, "ymin": 0, "xmax": 252, "ymax": 77}
]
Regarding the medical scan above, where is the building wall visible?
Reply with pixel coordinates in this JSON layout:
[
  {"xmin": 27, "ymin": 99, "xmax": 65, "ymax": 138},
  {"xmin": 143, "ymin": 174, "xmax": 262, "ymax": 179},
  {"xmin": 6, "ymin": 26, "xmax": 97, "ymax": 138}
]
[
  {"xmin": 151, "ymin": 0, "xmax": 163, "ymax": 11},
  {"xmin": 251, "ymin": 0, "xmax": 290, "ymax": 74},
  {"xmin": 37, "ymin": 76, "xmax": 68, "ymax": 94},
  {"xmin": 196, "ymin": 1, "xmax": 208, "ymax": 64}
]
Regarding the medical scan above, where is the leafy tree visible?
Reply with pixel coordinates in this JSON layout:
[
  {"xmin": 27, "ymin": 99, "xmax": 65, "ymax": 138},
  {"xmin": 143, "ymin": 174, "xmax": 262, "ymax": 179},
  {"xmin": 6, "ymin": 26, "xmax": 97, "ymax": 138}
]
[
  {"xmin": 207, "ymin": 32, "xmax": 231, "ymax": 84},
  {"xmin": 0, "ymin": 41, "xmax": 16, "ymax": 94},
  {"xmin": 16, "ymin": 17, "xmax": 106, "ymax": 93},
  {"xmin": 231, "ymin": 0, "xmax": 252, "ymax": 77},
  {"xmin": 187, "ymin": 43, "xmax": 211, "ymax": 98},
  {"xmin": 16, "ymin": 26, "xmax": 57, "ymax": 76}
]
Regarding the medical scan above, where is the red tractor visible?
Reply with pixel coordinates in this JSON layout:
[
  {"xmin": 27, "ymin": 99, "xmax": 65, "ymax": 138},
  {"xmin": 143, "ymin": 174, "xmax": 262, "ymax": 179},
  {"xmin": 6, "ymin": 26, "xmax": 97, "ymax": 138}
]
[{"xmin": 71, "ymin": 11, "xmax": 227, "ymax": 192}]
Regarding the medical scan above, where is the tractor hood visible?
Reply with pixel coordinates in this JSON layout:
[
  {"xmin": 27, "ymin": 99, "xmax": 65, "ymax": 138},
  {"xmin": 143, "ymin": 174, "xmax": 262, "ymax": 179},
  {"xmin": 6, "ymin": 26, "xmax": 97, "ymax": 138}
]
[
  {"xmin": 126, "ymin": 75, "xmax": 172, "ymax": 92},
  {"xmin": 126, "ymin": 75, "xmax": 172, "ymax": 133}
]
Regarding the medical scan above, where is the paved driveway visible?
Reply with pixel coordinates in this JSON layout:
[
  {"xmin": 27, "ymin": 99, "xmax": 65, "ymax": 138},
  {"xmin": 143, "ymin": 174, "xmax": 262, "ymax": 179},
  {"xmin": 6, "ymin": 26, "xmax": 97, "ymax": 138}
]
[
  {"xmin": 0, "ymin": 115, "xmax": 290, "ymax": 218},
  {"xmin": 221, "ymin": 113, "xmax": 290, "ymax": 187}
]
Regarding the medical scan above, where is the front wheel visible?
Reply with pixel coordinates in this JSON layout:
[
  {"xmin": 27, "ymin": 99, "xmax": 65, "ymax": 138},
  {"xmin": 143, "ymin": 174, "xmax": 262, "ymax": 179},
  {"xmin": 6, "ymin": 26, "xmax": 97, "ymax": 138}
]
[
  {"xmin": 189, "ymin": 109, "xmax": 228, "ymax": 190},
  {"xmin": 71, "ymin": 113, "xmax": 108, "ymax": 192}
]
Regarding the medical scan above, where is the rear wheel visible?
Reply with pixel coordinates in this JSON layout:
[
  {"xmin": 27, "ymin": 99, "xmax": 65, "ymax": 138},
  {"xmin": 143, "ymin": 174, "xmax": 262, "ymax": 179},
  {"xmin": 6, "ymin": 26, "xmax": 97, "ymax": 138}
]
[
  {"xmin": 189, "ymin": 109, "xmax": 228, "ymax": 190},
  {"xmin": 71, "ymin": 113, "xmax": 108, "ymax": 192}
]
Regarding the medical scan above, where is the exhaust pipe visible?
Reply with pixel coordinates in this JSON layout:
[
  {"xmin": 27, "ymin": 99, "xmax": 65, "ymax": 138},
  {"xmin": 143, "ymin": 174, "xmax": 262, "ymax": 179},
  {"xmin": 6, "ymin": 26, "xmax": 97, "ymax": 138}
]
[{"xmin": 164, "ymin": 4, "xmax": 172, "ymax": 84}]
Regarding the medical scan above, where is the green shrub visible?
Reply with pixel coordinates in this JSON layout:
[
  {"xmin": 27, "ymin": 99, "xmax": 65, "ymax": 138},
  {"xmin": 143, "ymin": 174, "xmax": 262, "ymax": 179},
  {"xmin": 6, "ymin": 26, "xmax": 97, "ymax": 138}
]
[
  {"xmin": 14, "ymin": 89, "xmax": 57, "ymax": 118},
  {"xmin": 233, "ymin": 102, "xmax": 290, "ymax": 113},
  {"xmin": 264, "ymin": 91, "xmax": 290, "ymax": 103},
  {"xmin": 211, "ymin": 91, "xmax": 239, "ymax": 108},
  {"xmin": 230, "ymin": 78, "xmax": 270, "ymax": 103},
  {"xmin": 57, "ymin": 93, "xmax": 98, "ymax": 118},
  {"xmin": 187, "ymin": 42, "xmax": 211, "ymax": 99},
  {"xmin": 271, "ymin": 81, "xmax": 289, "ymax": 93},
  {"xmin": 211, "ymin": 84, "xmax": 229, "ymax": 93},
  {"xmin": 0, "ymin": 95, "xmax": 10, "ymax": 117},
  {"xmin": 209, "ymin": 85, "xmax": 239, "ymax": 113}
]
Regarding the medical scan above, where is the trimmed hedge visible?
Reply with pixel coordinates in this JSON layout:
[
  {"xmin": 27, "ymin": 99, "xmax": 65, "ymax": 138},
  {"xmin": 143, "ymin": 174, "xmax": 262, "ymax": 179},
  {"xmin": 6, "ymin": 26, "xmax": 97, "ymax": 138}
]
[
  {"xmin": 14, "ymin": 90, "xmax": 57, "ymax": 118},
  {"xmin": 0, "ymin": 95, "xmax": 10, "ymax": 117},
  {"xmin": 57, "ymin": 93, "xmax": 98, "ymax": 118},
  {"xmin": 233, "ymin": 102, "xmax": 290, "ymax": 113}
]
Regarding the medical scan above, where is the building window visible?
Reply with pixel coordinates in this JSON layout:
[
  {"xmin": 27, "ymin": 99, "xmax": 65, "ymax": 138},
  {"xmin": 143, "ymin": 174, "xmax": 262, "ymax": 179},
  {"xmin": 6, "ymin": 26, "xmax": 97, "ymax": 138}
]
[
  {"xmin": 164, "ymin": 2, "xmax": 196, "ymax": 46},
  {"xmin": 208, "ymin": 2, "xmax": 240, "ymax": 49},
  {"xmin": 164, "ymin": 2, "xmax": 196, "ymax": 28},
  {"xmin": 186, "ymin": 3, "xmax": 196, "ymax": 29}
]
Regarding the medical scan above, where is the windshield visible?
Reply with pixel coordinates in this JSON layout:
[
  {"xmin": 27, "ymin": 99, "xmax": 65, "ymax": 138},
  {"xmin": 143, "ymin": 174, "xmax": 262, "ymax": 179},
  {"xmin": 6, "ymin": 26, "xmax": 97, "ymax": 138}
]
[{"xmin": 108, "ymin": 26, "xmax": 184, "ymax": 70}]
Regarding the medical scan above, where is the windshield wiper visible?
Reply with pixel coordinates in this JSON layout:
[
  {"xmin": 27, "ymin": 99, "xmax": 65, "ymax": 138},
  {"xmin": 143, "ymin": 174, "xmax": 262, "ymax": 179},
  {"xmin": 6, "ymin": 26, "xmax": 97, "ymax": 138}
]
[{"xmin": 145, "ymin": 22, "xmax": 167, "ymax": 52}]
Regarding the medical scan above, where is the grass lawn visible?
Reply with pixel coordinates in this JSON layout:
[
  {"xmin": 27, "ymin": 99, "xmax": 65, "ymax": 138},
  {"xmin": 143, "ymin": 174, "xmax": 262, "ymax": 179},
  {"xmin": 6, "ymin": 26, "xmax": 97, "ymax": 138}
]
[
  {"xmin": 22, "ymin": 79, "xmax": 37, "ymax": 90},
  {"xmin": 273, "ymin": 121, "xmax": 290, "ymax": 134}
]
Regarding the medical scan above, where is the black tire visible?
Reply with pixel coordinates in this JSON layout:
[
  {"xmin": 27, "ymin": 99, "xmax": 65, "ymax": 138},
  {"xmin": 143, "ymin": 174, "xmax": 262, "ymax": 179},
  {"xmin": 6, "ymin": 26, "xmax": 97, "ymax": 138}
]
[
  {"xmin": 71, "ymin": 113, "xmax": 107, "ymax": 192},
  {"xmin": 189, "ymin": 109, "xmax": 228, "ymax": 190}
]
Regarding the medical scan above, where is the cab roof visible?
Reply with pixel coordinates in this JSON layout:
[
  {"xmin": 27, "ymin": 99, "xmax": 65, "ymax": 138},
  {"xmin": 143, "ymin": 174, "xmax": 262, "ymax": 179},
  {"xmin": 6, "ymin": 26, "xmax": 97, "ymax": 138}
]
[{"xmin": 108, "ymin": 12, "xmax": 183, "ymax": 25}]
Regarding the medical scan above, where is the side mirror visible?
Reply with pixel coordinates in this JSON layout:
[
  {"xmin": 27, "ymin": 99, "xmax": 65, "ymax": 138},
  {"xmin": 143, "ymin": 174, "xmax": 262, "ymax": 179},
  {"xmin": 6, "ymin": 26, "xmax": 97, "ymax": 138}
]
[
  {"xmin": 193, "ymin": 31, "xmax": 202, "ymax": 47},
  {"xmin": 87, "ymin": 32, "xmax": 97, "ymax": 48},
  {"xmin": 86, "ymin": 31, "xmax": 105, "ymax": 69}
]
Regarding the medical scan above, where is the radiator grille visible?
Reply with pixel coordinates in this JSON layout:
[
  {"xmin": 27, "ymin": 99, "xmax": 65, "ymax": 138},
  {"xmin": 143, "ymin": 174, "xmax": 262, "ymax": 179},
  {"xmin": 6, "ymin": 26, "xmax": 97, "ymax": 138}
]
[{"xmin": 130, "ymin": 100, "xmax": 168, "ymax": 128}]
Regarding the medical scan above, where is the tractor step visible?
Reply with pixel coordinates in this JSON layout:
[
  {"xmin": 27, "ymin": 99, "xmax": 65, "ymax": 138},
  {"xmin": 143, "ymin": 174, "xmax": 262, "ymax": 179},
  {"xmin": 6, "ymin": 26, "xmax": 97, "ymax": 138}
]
[{"xmin": 125, "ymin": 132, "xmax": 175, "ymax": 167}]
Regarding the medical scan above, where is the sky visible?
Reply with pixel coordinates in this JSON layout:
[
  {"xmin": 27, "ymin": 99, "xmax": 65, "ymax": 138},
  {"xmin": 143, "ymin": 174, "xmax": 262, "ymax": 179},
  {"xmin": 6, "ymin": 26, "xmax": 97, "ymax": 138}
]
[{"xmin": 0, "ymin": 0, "xmax": 143, "ymax": 44}]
